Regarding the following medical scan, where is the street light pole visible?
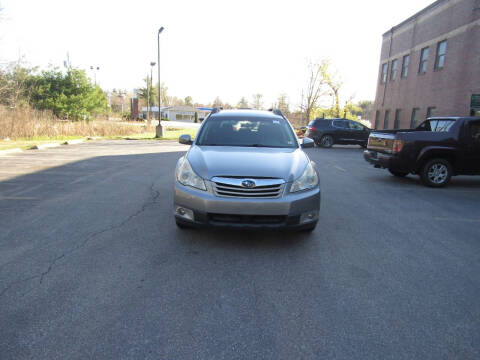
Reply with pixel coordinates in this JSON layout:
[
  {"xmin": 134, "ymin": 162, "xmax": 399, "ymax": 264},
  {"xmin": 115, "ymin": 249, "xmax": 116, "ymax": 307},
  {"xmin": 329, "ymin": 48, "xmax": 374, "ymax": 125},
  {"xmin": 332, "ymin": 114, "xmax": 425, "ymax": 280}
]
[
  {"xmin": 90, "ymin": 66, "xmax": 100, "ymax": 86},
  {"xmin": 156, "ymin": 26, "xmax": 165, "ymax": 138}
]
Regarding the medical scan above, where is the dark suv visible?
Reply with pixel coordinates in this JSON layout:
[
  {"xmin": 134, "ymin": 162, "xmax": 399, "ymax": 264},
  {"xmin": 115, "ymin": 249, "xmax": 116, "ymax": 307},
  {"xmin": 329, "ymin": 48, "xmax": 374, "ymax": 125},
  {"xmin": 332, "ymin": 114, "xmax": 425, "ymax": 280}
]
[{"xmin": 305, "ymin": 118, "xmax": 371, "ymax": 148}]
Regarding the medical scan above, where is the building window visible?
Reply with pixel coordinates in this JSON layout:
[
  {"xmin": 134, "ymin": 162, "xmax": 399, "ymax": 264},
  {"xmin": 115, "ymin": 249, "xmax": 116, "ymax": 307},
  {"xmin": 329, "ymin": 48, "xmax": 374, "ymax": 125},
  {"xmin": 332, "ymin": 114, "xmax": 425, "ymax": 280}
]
[
  {"xmin": 419, "ymin": 47, "xmax": 430, "ymax": 74},
  {"xmin": 434, "ymin": 40, "xmax": 447, "ymax": 70},
  {"xmin": 381, "ymin": 63, "xmax": 388, "ymax": 83},
  {"xmin": 374, "ymin": 110, "xmax": 380, "ymax": 129},
  {"xmin": 390, "ymin": 59, "xmax": 398, "ymax": 81},
  {"xmin": 394, "ymin": 109, "xmax": 401, "ymax": 129},
  {"xmin": 401, "ymin": 54, "xmax": 410, "ymax": 78},
  {"xmin": 384, "ymin": 110, "xmax": 390, "ymax": 129},
  {"xmin": 426, "ymin": 106, "xmax": 436, "ymax": 118},
  {"xmin": 410, "ymin": 108, "xmax": 419, "ymax": 128}
]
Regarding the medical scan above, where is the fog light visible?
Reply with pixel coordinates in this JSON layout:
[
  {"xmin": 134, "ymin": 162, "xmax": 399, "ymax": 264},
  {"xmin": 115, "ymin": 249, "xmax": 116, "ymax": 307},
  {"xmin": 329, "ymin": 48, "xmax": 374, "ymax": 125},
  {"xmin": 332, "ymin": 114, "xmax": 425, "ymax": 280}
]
[
  {"xmin": 174, "ymin": 206, "xmax": 194, "ymax": 221},
  {"xmin": 300, "ymin": 210, "xmax": 318, "ymax": 224}
]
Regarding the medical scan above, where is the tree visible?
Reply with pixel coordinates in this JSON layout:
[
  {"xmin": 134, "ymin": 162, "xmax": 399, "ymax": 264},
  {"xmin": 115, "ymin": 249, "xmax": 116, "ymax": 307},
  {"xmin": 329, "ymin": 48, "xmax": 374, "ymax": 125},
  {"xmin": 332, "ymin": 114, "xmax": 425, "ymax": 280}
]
[
  {"xmin": 0, "ymin": 62, "xmax": 36, "ymax": 108},
  {"xmin": 29, "ymin": 67, "xmax": 107, "ymax": 120},
  {"xmin": 276, "ymin": 93, "xmax": 290, "ymax": 114},
  {"xmin": 212, "ymin": 96, "xmax": 223, "ymax": 108},
  {"xmin": 356, "ymin": 100, "xmax": 373, "ymax": 120},
  {"xmin": 300, "ymin": 61, "xmax": 328, "ymax": 124},
  {"xmin": 184, "ymin": 96, "xmax": 193, "ymax": 106},
  {"xmin": 237, "ymin": 97, "xmax": 249, "ymax": 108},
  {"xmin": 251, "ymin": 94, "xmax": 263, "ymax": 109},
  {"xmin": 320, "ymin": 60, "xmax": 343, "ymax": 118},
  {"xmin": 301, "ymin": 59, "xmax": 345, "ymax": 124}
]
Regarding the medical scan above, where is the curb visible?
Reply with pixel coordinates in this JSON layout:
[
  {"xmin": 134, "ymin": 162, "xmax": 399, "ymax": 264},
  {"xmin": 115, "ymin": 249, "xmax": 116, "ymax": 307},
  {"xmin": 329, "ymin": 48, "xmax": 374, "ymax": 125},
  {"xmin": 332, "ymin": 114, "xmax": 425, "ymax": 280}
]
[
  {"xmin": 30, "ymin": 143, "xmax": 61, "ymax": 150},
  {"xmin": 87, "ymin": 136, "xmax": 101, "ymax": 140},
  {"xmin": 63, "ymin": 139, "xmax": 84, "ymax": 145},
  {"xmin": 0, "ymin": 148, "xmax": 23, "ymax": 156}
]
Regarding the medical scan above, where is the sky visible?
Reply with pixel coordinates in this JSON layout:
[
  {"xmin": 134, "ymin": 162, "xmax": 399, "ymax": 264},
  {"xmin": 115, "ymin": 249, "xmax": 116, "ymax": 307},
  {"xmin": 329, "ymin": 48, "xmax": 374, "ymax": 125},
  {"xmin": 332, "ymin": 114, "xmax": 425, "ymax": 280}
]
[{"xmin": 0, "ymin": 0, "xmax": 434, "ymax": 109}]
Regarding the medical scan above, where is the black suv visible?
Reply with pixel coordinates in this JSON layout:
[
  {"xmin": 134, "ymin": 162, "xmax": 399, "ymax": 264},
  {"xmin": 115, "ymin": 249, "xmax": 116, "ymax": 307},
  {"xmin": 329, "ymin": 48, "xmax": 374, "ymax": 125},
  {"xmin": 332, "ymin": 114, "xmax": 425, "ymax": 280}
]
[{"xmin": 305, "ymin": 118, "xmax": 371, "ymax": 148}]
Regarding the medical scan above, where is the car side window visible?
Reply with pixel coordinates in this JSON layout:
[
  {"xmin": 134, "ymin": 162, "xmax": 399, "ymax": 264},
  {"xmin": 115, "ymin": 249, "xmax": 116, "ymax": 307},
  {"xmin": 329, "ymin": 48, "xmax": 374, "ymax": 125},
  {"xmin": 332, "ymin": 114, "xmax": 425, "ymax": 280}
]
[
  {"xmin": 469, "ymin": 121, "xmax": 480, "ymax": 142},
  {"xmin": 434, "ymin": 120, "xmax": 455, "ymax": 132},
  {"xmin": 348, "ymin": 121, "xmax": 363, "ymax": 130},
  {"xmin": 417, "ymin": 120, "xmax": 432, "ymax": 131},
  {"xmin": 332, "ymin": 120, "xmax": 346, "ymax": 129}
]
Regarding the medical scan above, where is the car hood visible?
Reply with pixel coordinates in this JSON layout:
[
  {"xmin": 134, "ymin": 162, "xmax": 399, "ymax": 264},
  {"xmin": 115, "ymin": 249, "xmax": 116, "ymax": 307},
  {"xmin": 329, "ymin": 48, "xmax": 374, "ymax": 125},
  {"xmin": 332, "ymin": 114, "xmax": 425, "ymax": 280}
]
[{"xmin": 186, "ymin": 145, "xmax": 309, "ymax": 182}]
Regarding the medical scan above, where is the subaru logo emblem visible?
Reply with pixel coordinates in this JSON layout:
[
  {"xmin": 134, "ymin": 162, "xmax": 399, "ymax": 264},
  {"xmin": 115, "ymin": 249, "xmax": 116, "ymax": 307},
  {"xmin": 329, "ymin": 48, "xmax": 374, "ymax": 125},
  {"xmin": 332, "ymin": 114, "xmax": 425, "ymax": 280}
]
[{"xmin": 241, "ymin": 179, "xmax": 256, "ymax": 188}]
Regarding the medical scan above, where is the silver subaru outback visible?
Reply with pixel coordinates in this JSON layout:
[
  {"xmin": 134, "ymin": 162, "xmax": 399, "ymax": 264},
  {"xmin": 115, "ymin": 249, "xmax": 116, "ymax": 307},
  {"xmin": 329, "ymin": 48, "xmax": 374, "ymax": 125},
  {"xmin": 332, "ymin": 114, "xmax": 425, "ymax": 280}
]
[{"xmin": 173, "ymin": 109, "xmax": 320, "ymax": 231}]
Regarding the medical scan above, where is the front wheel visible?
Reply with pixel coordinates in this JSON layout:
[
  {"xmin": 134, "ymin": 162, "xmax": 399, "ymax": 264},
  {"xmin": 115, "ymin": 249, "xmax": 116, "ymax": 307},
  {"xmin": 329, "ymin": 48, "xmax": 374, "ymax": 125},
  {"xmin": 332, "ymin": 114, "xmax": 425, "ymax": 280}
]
[
  {"xmin": 420, "ymin": 158, "xmax": 452, "ymax": 187},
  {"xmin": 388, "ymin": 169, "xmax": 409, "ymax": 177},
  {"xmin": 320, "ymin": 135, "xmax": 334, "ymax": 148}
]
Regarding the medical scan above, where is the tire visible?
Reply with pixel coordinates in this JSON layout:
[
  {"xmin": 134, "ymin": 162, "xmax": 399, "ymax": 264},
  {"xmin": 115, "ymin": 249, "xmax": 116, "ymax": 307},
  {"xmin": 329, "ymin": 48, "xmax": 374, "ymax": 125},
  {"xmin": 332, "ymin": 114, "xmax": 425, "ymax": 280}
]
[
  {"xmin": 420, "ymin": 158, "xmax": 452, "ymax": 187},
  {"xmin": 320, "ymin": 135, "xmax": 334, "ymax": 148},
  {"xmin": 388, "ymin": 169, "xmax": 409, "ymax": 177}
]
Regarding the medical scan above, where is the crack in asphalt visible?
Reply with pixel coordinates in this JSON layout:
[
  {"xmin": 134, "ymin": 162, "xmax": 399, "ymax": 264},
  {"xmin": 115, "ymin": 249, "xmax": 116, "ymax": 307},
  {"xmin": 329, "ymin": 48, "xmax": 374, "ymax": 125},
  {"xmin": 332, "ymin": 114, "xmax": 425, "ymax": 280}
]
[{"xmin": 0, "ymin": 183, "xmax": 161, "ymax": 299}]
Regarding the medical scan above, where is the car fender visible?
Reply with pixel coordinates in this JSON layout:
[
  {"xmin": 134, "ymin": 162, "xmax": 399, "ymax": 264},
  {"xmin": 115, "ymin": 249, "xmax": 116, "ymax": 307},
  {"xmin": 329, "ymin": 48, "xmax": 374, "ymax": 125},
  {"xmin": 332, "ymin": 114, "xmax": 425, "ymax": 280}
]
[{"xmin": 415, "ymin": 146, "xmax": 458, "ymax": 170}]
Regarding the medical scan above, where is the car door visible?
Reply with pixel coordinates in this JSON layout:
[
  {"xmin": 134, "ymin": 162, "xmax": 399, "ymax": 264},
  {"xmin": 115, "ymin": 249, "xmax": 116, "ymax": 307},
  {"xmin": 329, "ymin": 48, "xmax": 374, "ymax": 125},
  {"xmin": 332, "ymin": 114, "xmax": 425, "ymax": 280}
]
[
  {"xmin": 463, "ymin": 120, "xmax": 480, "ymax": 173},
  {"xmin": 348, "ymin": 121, "xmax": 367, "ymax": 143},
  {"xmin": 332, "ymin": 120, "xmax": 349, "ymax": 143}
]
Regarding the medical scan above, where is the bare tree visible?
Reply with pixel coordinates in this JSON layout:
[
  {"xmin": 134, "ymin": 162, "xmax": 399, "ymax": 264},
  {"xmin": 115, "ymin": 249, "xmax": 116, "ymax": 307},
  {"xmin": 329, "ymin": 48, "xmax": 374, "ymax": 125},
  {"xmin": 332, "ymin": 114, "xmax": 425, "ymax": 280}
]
[
  {"xmin": 301, "ymin": 59, "xmax": 345, "ymax": 123},
  {"xmin": 276, "ymin": 93, "xmax": 290, "ymax": 115},
  {"xmin": 300, "ymin": 61, "xmax": 328, "ymax": 124},
  {"xmin": 320, "ymin": 61, "xmax": 343, "ymax": 118},
  {"xmin": 212, "ymin": 96, "xmax": 223, "ymax": 108},
  {"xmin": 251, "ymin": 93, "xmax": 263, "ymax": 110},
  {"xmin": 237, "ymin": 97, "xmax": 249, "ymax": 108}
]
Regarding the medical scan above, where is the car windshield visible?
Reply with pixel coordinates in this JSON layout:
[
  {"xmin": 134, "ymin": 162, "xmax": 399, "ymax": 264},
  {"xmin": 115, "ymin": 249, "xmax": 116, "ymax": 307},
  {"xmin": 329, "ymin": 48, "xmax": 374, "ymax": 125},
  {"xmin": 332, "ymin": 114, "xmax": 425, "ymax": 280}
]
[{"xmin": 196, "ymin": 117, "xmax": 297, "ymax": 148}]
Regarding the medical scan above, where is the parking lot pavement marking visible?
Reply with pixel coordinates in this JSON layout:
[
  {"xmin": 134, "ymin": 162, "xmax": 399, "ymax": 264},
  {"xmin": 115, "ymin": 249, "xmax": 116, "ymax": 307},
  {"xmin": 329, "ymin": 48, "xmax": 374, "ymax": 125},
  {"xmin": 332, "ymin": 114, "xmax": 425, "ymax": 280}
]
[
  {"xmin": 10, "ymin": 183, "xmax": 44, "ymax": 197},
  {"xmin": 434, "ymin": 217, "xmax": 480, "ymax": 223},
  {"xmin": 333, "ymin": 165, "xmax": 347, "ymax": 172},
  {"xmin": 0, "ymin": 196, "xmax": 38, "ymax": 200}
]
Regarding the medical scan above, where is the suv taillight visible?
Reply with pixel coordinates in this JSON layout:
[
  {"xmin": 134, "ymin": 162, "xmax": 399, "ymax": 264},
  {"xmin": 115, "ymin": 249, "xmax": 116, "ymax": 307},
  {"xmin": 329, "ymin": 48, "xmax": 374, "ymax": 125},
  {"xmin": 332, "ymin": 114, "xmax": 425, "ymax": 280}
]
[
  {"xmin": 393, "ymin": 139, "xmax": 404, "ymax": 153},
  {"xmin": 309, "ymin": 126, "xmax": 315, "ymax": 131}
]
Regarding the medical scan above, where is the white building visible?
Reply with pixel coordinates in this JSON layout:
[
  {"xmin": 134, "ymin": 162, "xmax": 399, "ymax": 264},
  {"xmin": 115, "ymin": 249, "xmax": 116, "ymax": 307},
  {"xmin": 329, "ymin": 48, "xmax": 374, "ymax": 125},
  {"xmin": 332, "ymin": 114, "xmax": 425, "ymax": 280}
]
[{"xmin": 141, "ymin": 106, "xmax": 212, "ymax": 122}]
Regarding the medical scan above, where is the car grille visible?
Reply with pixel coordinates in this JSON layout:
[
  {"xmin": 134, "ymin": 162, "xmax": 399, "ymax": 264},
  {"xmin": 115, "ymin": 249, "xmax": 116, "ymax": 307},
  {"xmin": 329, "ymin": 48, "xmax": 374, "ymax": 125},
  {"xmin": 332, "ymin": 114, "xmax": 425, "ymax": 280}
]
[
  {"xmin": 212, "ymin": 177, "xmax": 284, "ymax": 198},
  {"xmin": 208, "ymin": 213, "xmax": 287, "ymax": 224}
]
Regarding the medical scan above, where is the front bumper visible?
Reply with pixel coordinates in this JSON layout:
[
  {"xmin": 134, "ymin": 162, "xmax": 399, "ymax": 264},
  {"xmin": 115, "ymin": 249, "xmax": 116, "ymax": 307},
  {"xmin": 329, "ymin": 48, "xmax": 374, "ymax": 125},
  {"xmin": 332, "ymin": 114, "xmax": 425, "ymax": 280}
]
[{"xmin": 174, "ymin": 181, "xmax": 320, "ymax": 229}]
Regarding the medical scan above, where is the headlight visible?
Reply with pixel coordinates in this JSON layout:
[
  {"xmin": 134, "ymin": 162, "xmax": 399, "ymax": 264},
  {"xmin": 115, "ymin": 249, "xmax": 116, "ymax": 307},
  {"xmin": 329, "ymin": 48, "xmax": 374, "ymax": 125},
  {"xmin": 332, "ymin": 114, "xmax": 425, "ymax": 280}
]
[
  {"xmin": 176, "ymin": 157, "xmax": 206, "ymax": 191},
  {"xmin": 290, "ymin": 161, "xmax": 318, "ymax": 192}
]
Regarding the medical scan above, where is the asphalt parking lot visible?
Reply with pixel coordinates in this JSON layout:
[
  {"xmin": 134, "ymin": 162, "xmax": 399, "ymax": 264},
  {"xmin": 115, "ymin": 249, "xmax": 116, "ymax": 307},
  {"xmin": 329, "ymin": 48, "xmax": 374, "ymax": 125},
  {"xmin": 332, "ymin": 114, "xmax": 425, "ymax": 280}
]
[{"xmin": 0, "ymin": 140, "xmax": 479, "ymax": 359}]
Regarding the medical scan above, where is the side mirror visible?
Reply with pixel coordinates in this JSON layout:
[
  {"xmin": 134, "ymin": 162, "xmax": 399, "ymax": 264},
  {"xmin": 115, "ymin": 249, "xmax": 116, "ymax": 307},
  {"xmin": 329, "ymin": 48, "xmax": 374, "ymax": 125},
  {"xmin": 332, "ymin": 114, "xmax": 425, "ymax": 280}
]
[
  {"xmin": 179, "ymin": 134, "xmax": 193, "ymax": 145},
  {"xmin": 301, "ymin": 137, "xmax": 314, "ymax": 148}
]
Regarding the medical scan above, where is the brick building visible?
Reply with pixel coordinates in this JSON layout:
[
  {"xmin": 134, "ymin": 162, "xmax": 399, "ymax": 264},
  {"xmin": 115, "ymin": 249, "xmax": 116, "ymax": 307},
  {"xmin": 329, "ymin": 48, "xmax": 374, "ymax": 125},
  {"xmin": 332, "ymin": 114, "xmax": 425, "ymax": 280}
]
[{"xmin": 372, "ymin": 0, "xmax": 480, "ymax": 129}]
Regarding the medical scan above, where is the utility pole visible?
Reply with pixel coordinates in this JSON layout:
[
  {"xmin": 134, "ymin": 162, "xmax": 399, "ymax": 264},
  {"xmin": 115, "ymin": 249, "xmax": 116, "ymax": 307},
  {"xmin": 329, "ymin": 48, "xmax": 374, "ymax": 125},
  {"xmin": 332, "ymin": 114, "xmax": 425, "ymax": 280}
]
[
  {"xmin": 147, "ymin": 73, "xmax": 150, "ymax": 121},
  {"xmin": 156, "ymin": 26, "xmax": 165, "ymax": 138},
  {"xmin": 150, "ymin": 61, "xmax": 156, "ymax": 123}
]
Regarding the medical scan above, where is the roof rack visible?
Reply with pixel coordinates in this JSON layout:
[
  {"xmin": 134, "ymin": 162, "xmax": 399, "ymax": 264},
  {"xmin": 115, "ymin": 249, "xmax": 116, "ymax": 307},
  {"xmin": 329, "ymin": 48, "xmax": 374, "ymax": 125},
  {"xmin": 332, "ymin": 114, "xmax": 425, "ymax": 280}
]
[
  {"xmin": 268, "ymin": 108, "xmax": 284, "ymax": 117},
  {"xmin": 210, "ymin": 107, "xmax": 223, "ymax": 114}
]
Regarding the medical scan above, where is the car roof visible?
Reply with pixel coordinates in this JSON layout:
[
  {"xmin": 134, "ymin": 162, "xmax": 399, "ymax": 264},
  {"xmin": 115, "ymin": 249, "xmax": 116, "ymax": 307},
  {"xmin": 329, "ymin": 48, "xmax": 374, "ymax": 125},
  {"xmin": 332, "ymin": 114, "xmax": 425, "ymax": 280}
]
[
  {"xmin": 427, "ymin": 116, "xmax": 480, "ymax": 121},
  {"xmin": 209, "ymin": 109, "xmax": 284, "ymax": 119}
]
